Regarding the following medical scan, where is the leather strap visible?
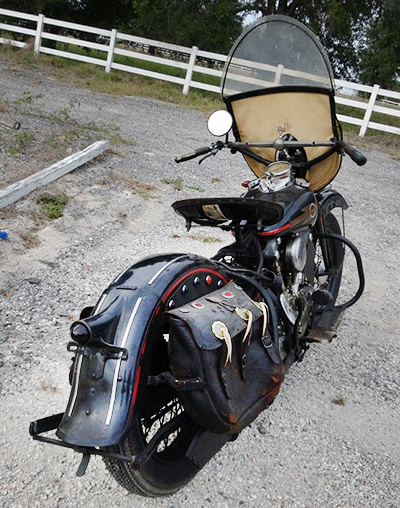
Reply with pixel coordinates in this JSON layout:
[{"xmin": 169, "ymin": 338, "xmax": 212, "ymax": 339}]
[{"xmin": 148, "ymin": 372, "xmax": 205, "ymax": 391}]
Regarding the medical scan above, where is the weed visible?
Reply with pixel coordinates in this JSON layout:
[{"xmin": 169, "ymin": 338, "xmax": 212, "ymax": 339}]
[
  {"xmin": 331, "ymin": 397, "xmax": 346, "ymax": 406},
  {"xmin": 16, "ymin": 131, "xmax": 33, "ymax": 147},
  {"xmin": 19, "ymin": 231, "xmax": 41, "ymax": 249},
  {"xmin": 40, "ymin": 380, "xmax": 57, "ymax": 393},
  {"xmin": 163, "ymin": 177, "xmax": 183, "ymax": 191},
  {"xmin": 109, "ymin": 132, "xmax": 130, "ymax": 145},
  {"xmin": 15, "ymin": 91, "xmax": 43, "ymax": 106},
  {"xmin": 199, "ymin": 236, "xmax": 221, "ymax": 243},
  {"xmin": 37, "ymin": 192, "xmax": 70, "ymax": 219},
  {"xmin": 8, "ymin": 147, "xmax": 19, "ymax": 155},
  {"xmin": 163, "ymin": 178, "xmax": 205, "ymax": 192},
  {"xmin": 100, "ymin": 171, "xmax": 160, "ymax": 198},
  {"xmin": 171, "ymin": 233, "xmax": 221, "ymax": 243},
  {"xmin": 185, "ymin": 185, "xmax": 205, "ymax": 192},
  {"xmin": 53, "ymin": 107, "xmax": 71, "ymax": 125},
  {"xmin": 136, "ymin": 188, "xmax": 151, "ymax": 199}
]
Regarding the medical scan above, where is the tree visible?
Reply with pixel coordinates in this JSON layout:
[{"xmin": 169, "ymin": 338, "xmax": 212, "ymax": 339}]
[
  {"xmin": 359, "ymin": 0, "xmax": 400, "ymax": 89},
  {"xmin": 0, "ymin": 0, "xmax": 134, "ymax": 30},
  {"xmin": 130, "ymin": 0, "xmax": 243, "ymax": 53}
]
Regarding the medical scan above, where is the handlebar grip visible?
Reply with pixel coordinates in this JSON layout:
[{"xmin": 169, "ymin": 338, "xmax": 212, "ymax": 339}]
[
  {"xmin": 340, "ymin": 142, "xmax": 367, "ymax": 166},
  {"xmin": 175, "ymin": 146, "xmax": 211, "ymax": 163}
]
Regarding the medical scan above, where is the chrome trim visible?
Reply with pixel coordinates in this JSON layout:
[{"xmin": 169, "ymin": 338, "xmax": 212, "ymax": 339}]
[
  {"xmin": 111, "ymin": 265, "xmax": 129, "ymax": 285},
  {"xmin": 105, "ymin": 297, "xmax": 143, "ymax": 426},
  {"xmin": 67, "ymin": 354, "xmax": 83, "ymax": 417},
  {"xmin": 147, "ymin": 255, "xmax": 186, "ymax": 285},
  {"xmin": 93, "ymin": 294, "xmax": 107, "ymax": 315}
]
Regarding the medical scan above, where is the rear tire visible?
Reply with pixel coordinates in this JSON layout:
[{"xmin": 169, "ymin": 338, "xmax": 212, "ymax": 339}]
[{"xmin": 104, "ymin": 266, "xmax": 227, "ymax": 496}]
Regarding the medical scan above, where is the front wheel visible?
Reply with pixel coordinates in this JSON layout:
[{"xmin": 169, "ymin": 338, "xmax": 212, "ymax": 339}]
[{"xmin": 314, "ymin": 212, "xmax": 345, "ymax": 304}]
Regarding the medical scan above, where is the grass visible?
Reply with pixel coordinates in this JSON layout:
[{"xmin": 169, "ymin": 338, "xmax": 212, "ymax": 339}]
[
  {"xmin": 163, "ymin": 177, "xmax": 205, "ymax": 192},
  {"xmin": 163, "ymin": 177, "xmax": 183, "ymax": 190},
  {"xmin": 0, "ymin": 42, "xmax": 399, "ymax": 150},
  {"xmin": 336, "ymin": 102, "xmax": 400, "ymax": 135},
  {"xmin": 171, "ymin": 233, "xmax": 221, "ymax": 243},
  {"xmin": 37, "ymin": 192, "xmax": 70, "ymax": 219},
  {"xmin": 0, "ymin": 42, "xmax": 224, "ymax": 113},
  {"xmin": 331, "ymin": 397, "xmax": 346, "ymax": 406},
  {"xmin": 16, "ymin": 131, "xmax": 33, "ymax": 146},
  {"xmin": 99, "ymin": 171, "xmax": 161, "ymax": 198}
]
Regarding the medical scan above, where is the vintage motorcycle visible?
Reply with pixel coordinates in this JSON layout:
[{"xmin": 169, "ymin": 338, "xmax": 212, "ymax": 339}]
[{"xmin": 30, "ymin": 15, "xmax": 366, "ymax": 497}]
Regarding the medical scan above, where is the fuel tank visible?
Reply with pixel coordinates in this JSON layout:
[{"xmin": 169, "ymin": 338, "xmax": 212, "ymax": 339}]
[{"xmin": 244, "ymin": 180, "xmax": 318, "ymax": 237}]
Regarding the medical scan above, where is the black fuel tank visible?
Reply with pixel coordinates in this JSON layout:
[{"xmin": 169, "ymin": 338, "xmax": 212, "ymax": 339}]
[{"xmin": 244, "ymin": 182, "xmax": 318, "ymax": 237}]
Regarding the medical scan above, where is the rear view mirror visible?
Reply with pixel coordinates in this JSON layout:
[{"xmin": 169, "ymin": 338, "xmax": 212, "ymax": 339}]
[{"xmin": 207, "ymin": 110, "xmax": 233, "ymax": 137}]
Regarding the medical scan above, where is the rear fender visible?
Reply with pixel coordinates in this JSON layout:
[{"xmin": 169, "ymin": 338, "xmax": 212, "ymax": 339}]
[{"xmin": 57, "ymin": 253, "xmax": 228, "ymax": 447}]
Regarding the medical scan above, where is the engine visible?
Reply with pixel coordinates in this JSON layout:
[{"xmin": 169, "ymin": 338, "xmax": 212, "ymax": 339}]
[{"xmin": 263, "ymin": 231, "xmax": 315, "ymax": 337}]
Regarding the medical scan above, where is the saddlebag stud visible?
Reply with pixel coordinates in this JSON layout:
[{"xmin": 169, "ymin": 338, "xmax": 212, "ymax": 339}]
[{"xmin": 191, "ymin": 302, "xmax": 205, "ymax": 309}]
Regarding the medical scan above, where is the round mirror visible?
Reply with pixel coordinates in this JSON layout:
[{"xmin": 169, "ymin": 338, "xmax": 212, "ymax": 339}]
[{"xmin": 207, "ymin": 110, "xmax": 233, "ymax": 137}]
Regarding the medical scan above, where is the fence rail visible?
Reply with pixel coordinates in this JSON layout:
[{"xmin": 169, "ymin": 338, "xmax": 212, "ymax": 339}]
[{"xmin": 0, "ymin": 8, "xmax": 399, "ymax": 136}]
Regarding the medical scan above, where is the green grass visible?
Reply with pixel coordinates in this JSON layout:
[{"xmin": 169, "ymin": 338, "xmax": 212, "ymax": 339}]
[
  {"xmin": 1, "ymin": 42, "xmax": 398, "ymax": 139},
  {"xmin": 336, "ymin": 101, "xmax": 400, "ymax": 135},
  {"xmin": 37, "ymin": 192, "xmax": 70, "ymax": 219},
  {"xmin": 16, "ymin": 131, "xmax": 33, "ymax": 146},
  {"xmin": 0, "ymin": 43, "xmax": 223, "ymax": 113},
  {"xmin": 163, "ymin": 177, "xmax": 183, "ymax": 190}
]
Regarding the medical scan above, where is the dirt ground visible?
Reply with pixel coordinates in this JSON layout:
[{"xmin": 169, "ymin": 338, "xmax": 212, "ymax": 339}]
[{"xmin": 0, "ymin": 59, "xmax": 400, "ymax": 508}]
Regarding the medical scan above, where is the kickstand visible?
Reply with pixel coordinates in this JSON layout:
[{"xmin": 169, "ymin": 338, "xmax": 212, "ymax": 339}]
[{"xmin": 76, "ymin": 453, "xmax": 91, "ymax": 477}]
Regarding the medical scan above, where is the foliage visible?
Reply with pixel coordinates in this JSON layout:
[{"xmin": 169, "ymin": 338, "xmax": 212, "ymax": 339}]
[
  {"xmin": 359, "ymin": 0, "xmax": 400, "ymax": 89},
  {"xmin": 0, "ymin": 0, "xmax": 133, "ymax": 30},
  {"xmin": 130, "ymin": 0, "xmax": 243, "ymax": 53},
  {"xmin": 37, "ymin": 192, "xmax": 70, "ymax": 219}
]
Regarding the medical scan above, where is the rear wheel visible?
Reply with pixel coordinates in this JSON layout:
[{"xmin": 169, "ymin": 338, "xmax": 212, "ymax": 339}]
[{"xmin": 104, "ymin": 267, "xmax": 227, "ymax": 496}]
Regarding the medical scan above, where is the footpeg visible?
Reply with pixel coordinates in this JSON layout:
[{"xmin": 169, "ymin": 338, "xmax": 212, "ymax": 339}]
[
  {"xmin": 312, "ymin": 289, "xmax": 334, "ymax": 306},
  {"xmin": 305, "ymin": 305, "xmax": 344, "ymax": 343}
]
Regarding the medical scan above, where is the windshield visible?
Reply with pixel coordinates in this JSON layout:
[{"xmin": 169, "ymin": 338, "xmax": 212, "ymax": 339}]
[{"xmin": 222, "ymin": 16, "xmax": 334, "ymax": 98}]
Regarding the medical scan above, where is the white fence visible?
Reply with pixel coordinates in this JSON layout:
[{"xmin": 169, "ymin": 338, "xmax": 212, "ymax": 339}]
[{"xmin": 1, "ymin": 7, "xmax": 399, "ymax": 137}]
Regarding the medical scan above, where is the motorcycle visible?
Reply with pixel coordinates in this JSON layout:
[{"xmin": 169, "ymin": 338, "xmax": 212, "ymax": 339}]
[{"xmin": 30, "ymin": 15, "xmax": 366, "ymax": 497}]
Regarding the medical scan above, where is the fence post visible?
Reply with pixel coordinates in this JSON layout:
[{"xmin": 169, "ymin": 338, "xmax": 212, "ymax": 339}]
[
  {"xmin": 359, "ymin": 84, "xmax": 380, "ymax": 137},
  {"xmin": 183, "ymin": 46, "xmax": 198, "ymax": 95},
  {"xmin": 34, "ymin": 13, "xmax": 45, "ymax": 55},
  {"xmin": 105, "ymin": 28, "xmax": 117, "ymax": 73},
  {"xmin": 274, "ymin": 64, "xmax": 284, "ymax": 85}
]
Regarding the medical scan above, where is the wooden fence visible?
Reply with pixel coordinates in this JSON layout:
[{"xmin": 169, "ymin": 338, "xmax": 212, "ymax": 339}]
[{"xmin": 1, "ymin": 7, "xmax": 399, "ymax": 137}]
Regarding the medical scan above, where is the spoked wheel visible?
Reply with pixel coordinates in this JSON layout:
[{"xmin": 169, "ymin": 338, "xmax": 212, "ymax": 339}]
[
  {"xmin": 104, "ymin": 267, "xmax": 227, "ymax": 497},
  {"xmin": 314, "ymin": 212, "xmax": 345, "ymax": 304}
]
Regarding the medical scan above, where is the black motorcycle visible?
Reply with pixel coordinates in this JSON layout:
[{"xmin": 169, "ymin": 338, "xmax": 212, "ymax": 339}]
[{"xmin": 30, "ymin": 15, "xmax": 366, "ymax": 497}]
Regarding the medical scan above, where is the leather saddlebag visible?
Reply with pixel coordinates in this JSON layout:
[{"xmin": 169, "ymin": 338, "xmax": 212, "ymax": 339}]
[{"xmin": 167, "ymin": 282, "xmax": 284, "ymax": 434}]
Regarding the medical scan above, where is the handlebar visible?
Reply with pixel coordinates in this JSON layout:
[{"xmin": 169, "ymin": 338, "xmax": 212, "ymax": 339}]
[
  {"xmin": 336, "ymin": 141, "xmax": 367, "ymax": 166},
  {"xmin": 175, "ymin": 146, "xmax": 212, "ymax": 163},
  {"xmin": 175, "ymin": 138, "xmax": 367, "ymax": 167}
]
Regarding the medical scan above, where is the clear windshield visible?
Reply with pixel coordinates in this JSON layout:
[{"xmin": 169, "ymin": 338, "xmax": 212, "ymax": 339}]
[{"xmin": 222, "ymin": 16, "xmax": 334, "ymax": 98}]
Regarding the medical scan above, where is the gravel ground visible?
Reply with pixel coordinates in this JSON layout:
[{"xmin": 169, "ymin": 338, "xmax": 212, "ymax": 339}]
[{"xmin": 0, "ymin": 60, "xmax": 400, "ymax": 508}]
